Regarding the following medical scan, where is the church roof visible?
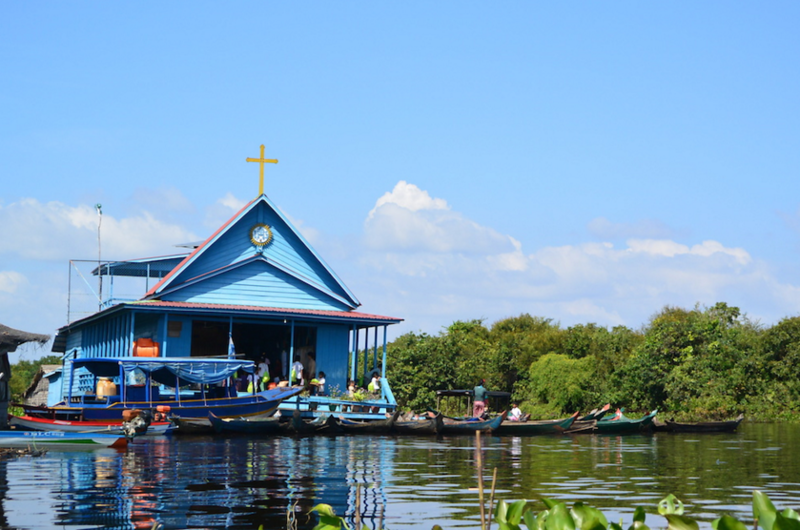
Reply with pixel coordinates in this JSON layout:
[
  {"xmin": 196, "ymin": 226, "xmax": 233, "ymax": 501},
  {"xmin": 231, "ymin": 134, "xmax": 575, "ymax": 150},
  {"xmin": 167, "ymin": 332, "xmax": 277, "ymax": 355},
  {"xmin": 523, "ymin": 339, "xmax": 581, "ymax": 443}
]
[{"xmin": 143, "ymin": 194, "xmax": 361, "ymax": 311}]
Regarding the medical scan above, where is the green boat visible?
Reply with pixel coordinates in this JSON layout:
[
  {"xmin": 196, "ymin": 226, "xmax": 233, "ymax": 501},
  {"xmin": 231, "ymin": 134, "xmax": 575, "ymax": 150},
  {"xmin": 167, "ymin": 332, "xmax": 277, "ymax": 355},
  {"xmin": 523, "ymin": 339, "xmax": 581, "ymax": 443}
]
[
  {"xmin": 494, "ymin": 412, "xmax": 579, "ymax": 436},
  {"xmin": 594, "ymin": 409, "xmax": 657, "ymax": 434}
]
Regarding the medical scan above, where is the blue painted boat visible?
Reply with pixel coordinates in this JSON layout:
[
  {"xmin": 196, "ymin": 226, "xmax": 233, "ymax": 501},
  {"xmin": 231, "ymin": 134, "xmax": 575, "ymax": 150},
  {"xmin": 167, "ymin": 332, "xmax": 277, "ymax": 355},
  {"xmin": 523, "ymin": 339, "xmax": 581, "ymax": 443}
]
[
  {"xmin": 392, "ymin": 413, "xmax": 444, "ymax": 435},
  {"xmin": 21, "ymin": 357, "xmax": 303, "ymax": 421},
  {"xmin": 208, "ymin": 411, "xmax": 283, "ymax": 434},
  {"xmin": 594, "ymin": 409, "xmax": 658, "ymax": 434},
  {"xmin": 0, "ymin": 430, "xmax": 127, "ymax": 449},
  {"xmin": 494, "ymin": 412, "xmax": 579, "ymax": 436},
  {"xmin": 335, "ymin": 410, "xmax": 400, "ymax": 434},
  {"xmin": 8, "ymin": 414, "xmax": 173, "ymax": 436},
  {"xmin": 440, "ymin": 412, "xmax": 507, "ymax": 435}
]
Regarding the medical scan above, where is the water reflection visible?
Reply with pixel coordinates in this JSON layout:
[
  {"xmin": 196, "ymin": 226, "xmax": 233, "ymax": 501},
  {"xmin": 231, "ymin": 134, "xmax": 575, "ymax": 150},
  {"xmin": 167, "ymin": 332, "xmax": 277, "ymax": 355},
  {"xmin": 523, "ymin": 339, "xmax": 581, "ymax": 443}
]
[{"xmin": 0, "ymin": 424, "xmax": 799, "ymax": 529}]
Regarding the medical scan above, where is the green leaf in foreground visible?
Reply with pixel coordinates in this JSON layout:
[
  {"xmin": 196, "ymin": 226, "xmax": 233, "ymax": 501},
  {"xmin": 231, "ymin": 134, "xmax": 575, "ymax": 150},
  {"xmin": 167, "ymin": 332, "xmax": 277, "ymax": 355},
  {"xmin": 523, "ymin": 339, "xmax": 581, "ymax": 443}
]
[
  {"xmin": 571, "ymin": 501, "xmax": 609, "ymax": 530},
  {"xmin": 782, "ymin": 509, "xmax": 800, "ymax": 522},
  {"xmin": 754, "ymin": 490, "xmax": 779, "ymax": 530},
  {"xmin": 774, "ymin": 513, "xmax": 800, "ymax": 530},
  {"xmin": 665, "ymin": 514, "xmax": 699, "ymax": 530},
  {"xmin": 496, "ymin": 499, "xmax": 529, "ymax": 530},
  {"xmin": 546, "ymin": 503, "xmax": 577, "ymax": 530},
  {"xmin": 523, "ymin": 510, "xmax": 538, "ymax": 530},
  {"xmin": 659, "ymin": 495, "xmax": 685, "ymax": 516},
  {"xmin": 713, "ymin": 515, "xmax": 748, "ymax": 530},
  {"xmin": 310, "ymin": 503, "xmax": 350, "ymax": 530}
]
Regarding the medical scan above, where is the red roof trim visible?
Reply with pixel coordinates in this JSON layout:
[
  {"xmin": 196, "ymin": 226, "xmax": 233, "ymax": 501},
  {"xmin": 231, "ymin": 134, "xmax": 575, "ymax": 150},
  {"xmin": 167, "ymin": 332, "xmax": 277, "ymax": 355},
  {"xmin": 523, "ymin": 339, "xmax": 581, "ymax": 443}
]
[
  {"xmin": 144, "ymin": 197, "xmax": 257, "ymax": 297},
  {"xmin": 130, "ymin": 300, "xmax": 402, "ymax": 322}
]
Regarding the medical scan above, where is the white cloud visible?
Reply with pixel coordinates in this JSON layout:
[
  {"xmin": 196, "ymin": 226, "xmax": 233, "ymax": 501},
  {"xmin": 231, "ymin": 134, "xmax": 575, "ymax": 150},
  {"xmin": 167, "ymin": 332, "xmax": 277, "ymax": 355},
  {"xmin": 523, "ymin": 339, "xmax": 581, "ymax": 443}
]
[
  {"xmin": 368, "ymin": 181, "xmax": 448, "ymax": 219},
  {"xmin": 364, "ymin": 181, "xmax": 515, "ymax": 254},
  {"xmin": 203, "ymin": 192, "xmax": 249, "ymax": 230},
  {"xmin": 486, "ymin": 237, "xmax": 528, "ymax": 272},
  {"xmin": 0, "ymin": 198, "xmax": 198, "ymax": 261},
  {"xmin": 0, "ymin": 271, "xmax": 27, "ymax": 294},
  {"xmin": 347, "ymin": 183, "xmax": 800, "ymax": 336},
  {"xmin": 219, "ymin": 192, "xmax": 247, "ymax": 212},
  {"xmin": 627, "ymin": 239, "xmax": 751, "ymax": 264},
  {"xmin": 587, "ymin": 217, "xmax": 676, "ymax": 239}
]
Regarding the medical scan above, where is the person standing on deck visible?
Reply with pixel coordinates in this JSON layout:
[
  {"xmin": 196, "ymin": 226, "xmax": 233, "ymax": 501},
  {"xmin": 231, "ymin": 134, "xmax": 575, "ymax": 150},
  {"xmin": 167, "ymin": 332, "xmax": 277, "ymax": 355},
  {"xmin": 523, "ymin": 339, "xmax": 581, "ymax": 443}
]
[
  {"xmin": 473, "ymin": 379, "xmax": 488, "ymax": 419},
  {"xmin": 256, "ymin": 355, "xmax": 270, "ymax": 391},
  {"xmin": 316, "ymin": 371, "xmax": 326, "ymax": 396},
  {"xmin": 291, "ymin": 357, "xmax": 304, "ymax": 386},
  {"xmin": 368, "ymin": 372, "xmax": 381, "ymax": 397}
]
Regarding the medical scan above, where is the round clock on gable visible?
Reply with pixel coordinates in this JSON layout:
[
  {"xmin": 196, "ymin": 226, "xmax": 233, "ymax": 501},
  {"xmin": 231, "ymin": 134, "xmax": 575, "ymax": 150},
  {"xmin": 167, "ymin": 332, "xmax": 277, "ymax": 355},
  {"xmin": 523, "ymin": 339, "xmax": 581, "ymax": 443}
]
[{"xmin": 250, "ymin": 224, "xmax": 273, "ymax": 247}]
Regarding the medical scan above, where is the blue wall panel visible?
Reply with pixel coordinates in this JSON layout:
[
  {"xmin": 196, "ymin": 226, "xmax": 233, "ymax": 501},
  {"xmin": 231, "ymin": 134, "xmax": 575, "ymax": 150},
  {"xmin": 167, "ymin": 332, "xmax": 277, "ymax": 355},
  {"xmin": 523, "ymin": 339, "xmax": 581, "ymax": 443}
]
[
  {"xmin": 162, "ymin": 261, "xmax": 352, "ymax": 311},
  {"xmin": 66, "ymin": 329, "xmax": 82, "ymax": 354},
  {"xmin": 315, "ymin": 324, "xmax": 350, "ymax": 397},
  {"xmin": 165, "ymin": 316, "xmax": 192, "ymax": 357},
  {"xmin": 169, "ymin": 201, "xmax": 353, "ymax": 305}
]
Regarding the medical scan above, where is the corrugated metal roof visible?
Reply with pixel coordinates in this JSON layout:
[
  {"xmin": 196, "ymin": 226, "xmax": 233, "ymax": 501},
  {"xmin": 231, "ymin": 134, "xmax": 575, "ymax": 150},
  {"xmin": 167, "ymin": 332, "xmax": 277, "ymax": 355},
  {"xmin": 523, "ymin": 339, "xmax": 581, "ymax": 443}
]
[
  {"xmin": 91, "ymin": 255, "xmax": 189, "ymax": 278},
  {"xmin": 130, "ymin": 300, "xmax": 402, "ymax": 323}
]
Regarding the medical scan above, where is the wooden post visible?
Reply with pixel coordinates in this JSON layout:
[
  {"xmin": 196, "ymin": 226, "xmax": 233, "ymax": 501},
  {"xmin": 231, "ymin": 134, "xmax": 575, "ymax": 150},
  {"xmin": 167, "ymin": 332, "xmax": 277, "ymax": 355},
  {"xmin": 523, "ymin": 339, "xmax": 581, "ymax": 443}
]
[{"xmin": 476, "ymin": 431, "xmax": 486, "ymax": 530}]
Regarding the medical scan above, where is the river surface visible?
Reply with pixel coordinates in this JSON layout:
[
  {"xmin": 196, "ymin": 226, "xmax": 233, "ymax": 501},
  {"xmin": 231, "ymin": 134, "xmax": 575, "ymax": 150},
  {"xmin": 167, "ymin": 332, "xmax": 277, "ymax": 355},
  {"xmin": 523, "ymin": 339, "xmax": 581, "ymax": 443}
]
[{"xmin": 1, "ymin": 423, "xmax": 799, "ymax": 530}]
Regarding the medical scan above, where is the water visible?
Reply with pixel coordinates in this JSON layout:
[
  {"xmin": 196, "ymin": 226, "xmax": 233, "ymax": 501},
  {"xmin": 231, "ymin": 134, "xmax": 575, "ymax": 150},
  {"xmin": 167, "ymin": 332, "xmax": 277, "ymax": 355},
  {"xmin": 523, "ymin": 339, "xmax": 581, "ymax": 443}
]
[{"xmin": 2, "ymin": 423, "xmax": 799, "ymax": 529}]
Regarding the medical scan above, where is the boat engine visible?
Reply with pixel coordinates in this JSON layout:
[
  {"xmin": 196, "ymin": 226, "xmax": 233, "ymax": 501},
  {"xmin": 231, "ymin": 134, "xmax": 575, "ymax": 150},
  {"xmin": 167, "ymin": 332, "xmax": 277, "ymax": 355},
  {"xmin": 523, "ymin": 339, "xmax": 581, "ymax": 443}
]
[{"xmin": 121, "ymin": 409, "xmax": 153, "ymax": 438}]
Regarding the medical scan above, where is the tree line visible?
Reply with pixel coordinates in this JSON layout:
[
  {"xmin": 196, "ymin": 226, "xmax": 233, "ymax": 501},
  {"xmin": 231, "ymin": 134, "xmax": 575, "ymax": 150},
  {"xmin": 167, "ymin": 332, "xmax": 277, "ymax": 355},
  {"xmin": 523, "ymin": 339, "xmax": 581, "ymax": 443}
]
[{"xmin": 385, "ymin": 302, "xmax": 800, "ymax": 421}]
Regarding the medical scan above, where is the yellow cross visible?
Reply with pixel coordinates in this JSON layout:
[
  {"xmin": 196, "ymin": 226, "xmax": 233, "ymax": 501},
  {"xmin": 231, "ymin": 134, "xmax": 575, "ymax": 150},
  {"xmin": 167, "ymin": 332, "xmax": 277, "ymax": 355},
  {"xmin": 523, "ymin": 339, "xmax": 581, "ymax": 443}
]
[{"xmin": 246, "ymin": 144, "xmax": 278, "ymax": 196}]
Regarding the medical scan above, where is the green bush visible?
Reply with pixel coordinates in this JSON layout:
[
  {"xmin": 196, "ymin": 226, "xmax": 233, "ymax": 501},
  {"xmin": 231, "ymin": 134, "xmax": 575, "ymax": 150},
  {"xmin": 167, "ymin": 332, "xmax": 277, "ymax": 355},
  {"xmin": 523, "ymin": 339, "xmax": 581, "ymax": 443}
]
[{"xmin": 307, "ymin": 491, "xmax": 796, "ymax": 530}]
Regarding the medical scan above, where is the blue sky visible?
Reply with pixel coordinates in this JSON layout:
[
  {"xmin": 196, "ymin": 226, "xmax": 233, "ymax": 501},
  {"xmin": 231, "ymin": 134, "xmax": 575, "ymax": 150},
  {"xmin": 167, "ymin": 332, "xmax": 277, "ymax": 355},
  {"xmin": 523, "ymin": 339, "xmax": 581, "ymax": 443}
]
[{"xmin": 2, "ymin": 3, "xmax": 799, "ymax": 359}]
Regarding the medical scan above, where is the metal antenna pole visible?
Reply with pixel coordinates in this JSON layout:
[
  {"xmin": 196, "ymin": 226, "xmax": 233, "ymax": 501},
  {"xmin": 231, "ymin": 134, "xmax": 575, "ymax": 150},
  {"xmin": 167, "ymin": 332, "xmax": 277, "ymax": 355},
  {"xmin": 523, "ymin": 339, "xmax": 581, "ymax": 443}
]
[
  {"xmin": 67, "ymin": 260, "xmax": 72, "ymax": 323},
  {"xmin": 96, "ymin": 204, "xmax": 103, "ymax": 309}
]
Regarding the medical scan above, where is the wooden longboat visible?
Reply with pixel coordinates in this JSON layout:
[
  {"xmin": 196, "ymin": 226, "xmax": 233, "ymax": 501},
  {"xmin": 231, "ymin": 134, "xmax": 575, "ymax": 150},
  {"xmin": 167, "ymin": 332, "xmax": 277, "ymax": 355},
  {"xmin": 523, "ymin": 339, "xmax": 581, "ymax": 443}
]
[
  {"xmin": 0, "ymin": 430, "xmax": 128, "ymax": 449},
  {"xmin": 8, "ymin": 414, "xmax": 172, "ymax": 436},
  {"xmin": 392, "ymin": 413, "xmax": 444, "ymax": 435},
  {"xmin": 663, "ymin": 414, "xmax": 744, "ymax": 433},
  {"xmin": 565, "ymin": 405, "xmax": 610, "ymax": 434},
  {"xmin": 336, "ymin": 410, "xmax": 401, "ymax": 434},
  {"xmin": 170, "ymin": 417, "xmax": 215, "ymax": 435},
  {"xmin": 494, "ymin": 412, "xmax": 578, "ymax": 436},
  {"xmin": 208, "ymin": 412, "xmax": 283, "ymax": 435},
  {"xmin": 440, "ymin": 411, "xmax": 506, "ymax": 435},
  {"xmin": 563, "ymin": 421, "xmax": 598, "ymax": 435},
  {"xmin": 286, "ymin": 411, "xmax": 337, "ymax": 436},
  {"xmin": 593, "ymin": 409, "xmax": 658, "ymax": 434},
  {"xmin": 578, "ymin": 404, "xmax": 611, "ymax": 422}
]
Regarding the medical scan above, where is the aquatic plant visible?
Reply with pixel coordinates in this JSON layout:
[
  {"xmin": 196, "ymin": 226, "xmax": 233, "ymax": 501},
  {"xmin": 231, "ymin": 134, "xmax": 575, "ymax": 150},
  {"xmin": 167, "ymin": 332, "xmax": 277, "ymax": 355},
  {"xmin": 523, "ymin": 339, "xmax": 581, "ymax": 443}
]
[{"xmin": 306, "ymin": 491, "xmax": 797, "ymax": 530}]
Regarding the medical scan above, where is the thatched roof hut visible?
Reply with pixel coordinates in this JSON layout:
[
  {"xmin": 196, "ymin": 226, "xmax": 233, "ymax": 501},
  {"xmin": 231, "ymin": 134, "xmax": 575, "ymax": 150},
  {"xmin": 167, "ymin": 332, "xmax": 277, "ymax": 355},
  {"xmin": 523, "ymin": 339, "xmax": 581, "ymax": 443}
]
[
  {"xmin": 0, "ymin": 324, "xmax": 50, "ymax": 355},
  {"xmin": 22, "ymin": 364, "xmax": 62, "ymax": 407},
  {"xmin": 0, "ymin": 323, "xmax": 50, "ymax": 429}
]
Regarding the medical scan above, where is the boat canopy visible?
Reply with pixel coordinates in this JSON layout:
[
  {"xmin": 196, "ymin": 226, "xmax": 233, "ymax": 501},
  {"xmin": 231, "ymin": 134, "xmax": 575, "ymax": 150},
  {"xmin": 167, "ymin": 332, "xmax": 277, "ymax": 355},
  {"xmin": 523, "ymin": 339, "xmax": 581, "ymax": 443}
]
[{"xmin": 70, "ymin": 357, "xmax": 255, "ymax": 387}]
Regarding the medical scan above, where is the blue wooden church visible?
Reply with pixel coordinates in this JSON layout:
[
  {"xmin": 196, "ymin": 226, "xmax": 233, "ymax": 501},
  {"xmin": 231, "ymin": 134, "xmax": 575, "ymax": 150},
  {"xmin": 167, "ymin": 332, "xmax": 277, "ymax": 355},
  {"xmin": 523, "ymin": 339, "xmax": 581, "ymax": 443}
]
[{"xmin": 49, "ymin": 146, "xmax": 402, "ymax": 412}]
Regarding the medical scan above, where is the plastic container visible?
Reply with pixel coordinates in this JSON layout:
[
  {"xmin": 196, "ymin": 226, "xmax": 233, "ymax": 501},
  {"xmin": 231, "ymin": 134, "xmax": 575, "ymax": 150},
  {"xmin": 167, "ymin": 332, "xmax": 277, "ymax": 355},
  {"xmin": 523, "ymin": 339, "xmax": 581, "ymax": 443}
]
[
  {"xmin": 133, "ymin": 338, "xmax": 160, "ymax": 357},
  {"xmin": 96, "ymin": 377, "xmax": 117, "ymax": 399}
]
